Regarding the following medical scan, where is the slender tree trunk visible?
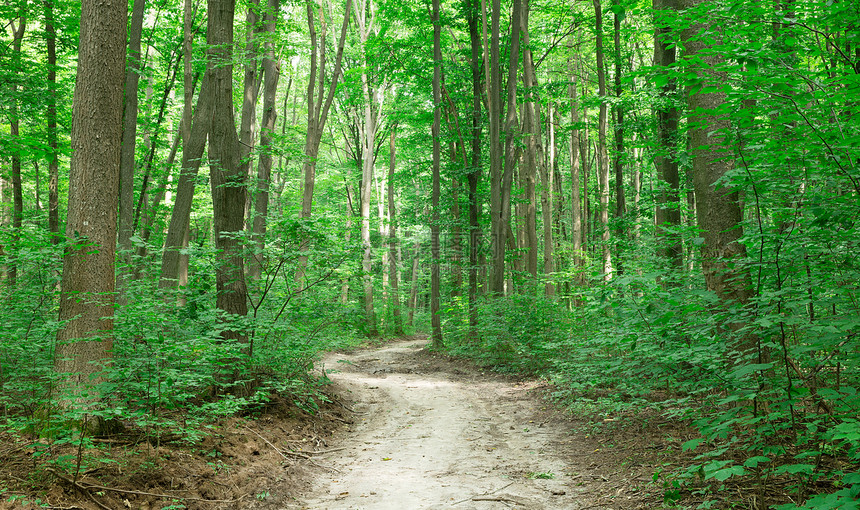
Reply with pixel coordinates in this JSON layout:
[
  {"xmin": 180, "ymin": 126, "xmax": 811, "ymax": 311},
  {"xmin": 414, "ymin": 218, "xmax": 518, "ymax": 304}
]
[
  {"xmin": 45, "ymin": 0, "xmax": 61, "ymax": 245},
  {"xmin": 55, "ymin": 0, "xmax": 126, "ymax": 400},
  {"xmin": 593, "ymin": 0, "xmax": 613, "ymax": 280},
  {"xmin": 569, "ymin": 39, "xmax": 584, "ymax": 301},
  {"xmin": 387, "ymin": 128, "xmax": 403, "ymax": 335},
  {"xmin": 249, "ymin": 0, "xmax": 280, "ymax": 282},
  {"xmin": 522, "ymin": 0, "xmax": 549, "ymax": 291},
  {"xmin": 612, "ymin": 1, "xmax": 625, "ymax": 275},
  {"xmin": 8, "ymin": 14, "xmax": 26, "ymax": 288},
  {"xmin": 159, "ymin": 76, "xmax": 212, "ymax": 289},
  {"xmin": 653, "ymin": 0, "xmax": 682, "ymax": 269},
  {"xmin": 407, "ymin": 233, "xmax": 421, "ymax": 326},
  {"xmin": 430, "ymin": 0, "xmax": 443, "ymax": 347},
  {"xmin": 487, "ymin": 0, "xmax": 503, "ymax": 294},
  {"xmin": 491, "ymin": 0, "xmax": 522, "ymax": 295},
  {"xmin": 117, "ymin": 0, "xmax": 147, "ymax": 278},
  {"xmin": 467, "ymin": 0, "xmax": 483, "ymax": 339},
  {"xmin": 299, "ymin": 0, "xmax": 352, "ymax": 220}
]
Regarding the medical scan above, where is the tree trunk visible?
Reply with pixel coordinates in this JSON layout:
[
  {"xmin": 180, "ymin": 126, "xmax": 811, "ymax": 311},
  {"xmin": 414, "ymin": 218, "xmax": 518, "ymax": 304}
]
[
  {"xmin": 680, "ymin": 0, "xmax": 753, "ymax": 351},
  {"xmin": 55, "ymin": 0, "xmax": 126, "ymax": 400},
  {"xmin": 387, "ymin": 128, "xmax": 403, "ymax": 335},
  {"xmin": 159, "ymin": 75, "xmax": 212, "ymax": 289},
  {"xmin": 467, "ymin": 0, "xmax": 482, "ymax": 339},
  {"xmin": 593, "ymin": 0, "xmax": 613, "ymax": 280},
  {"xmin": 491, "ymin": 0, "xmax": 521, "ymax": 295},
  {"xmin": 612, "ymin": 1, "xmax": 625, "ymax": 275},
  {"xmin": 207, "ymin": 0, "xmax": 249, "ymax": 352},
  {"xmin": 117, "ymin": 0, "xmax": 147, "ymax": 278},
  {"xmin": 45, "ymin": 0, "xmax": 61, "ymax": 245},
  {"xmin": 653, "ymin": 0, "xmax": 682, "ymax": 270},
  {"xmin": 487, "ymin": 0, "xmax": 503, "ymax": 294},
  {"xmin": 8, "ymin": 14, "xmax": 26, "ymax": 288},
  {"xmin": 568, "ymin": 40, "xmax": 584, "ymax": 302},
  {"xmin": 521, "ymin": 0, "xmax": 550, "ymax": 291},
  {"xmin": 249, "ymin": 0, "xmax": 280, "ymax": 282},
  {"xmin": 430, "ymin": 0, "xmax": 443, "ymax": 347}
]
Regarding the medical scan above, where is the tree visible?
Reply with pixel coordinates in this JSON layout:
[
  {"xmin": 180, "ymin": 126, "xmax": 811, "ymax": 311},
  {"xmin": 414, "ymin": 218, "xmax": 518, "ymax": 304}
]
[
  {"xmin": 430, "ymin": 0, "xmax": 443, "ymax": 347},
  {"xmin": 207, "ymin": 0, "xmax": 249, "ymax": 350},
  {"xmin": 680, "ymin": 0, "xmax": 753, "ymax": 348},
  {"xmin": 55, "ymin": 0, "xmax": 127, "ymax": 398},
  {"xmin": 653, "ymin": 0, "xmax": 682, "ymax": 270},
  {"xmin": 593, "ymin": 0, "xmax": 612, "ymax": 280}
]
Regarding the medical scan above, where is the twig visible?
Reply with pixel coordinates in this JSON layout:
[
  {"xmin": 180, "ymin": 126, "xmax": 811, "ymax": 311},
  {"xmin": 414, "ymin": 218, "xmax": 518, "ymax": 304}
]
[
  {"xmin": 243, "ymin": 425, "xmax": 341, "ymax": 472},
  {"xmin": 453, "ymin": 482, "xmax": 514, "ymax": 505},
  {"xmin": 46, "ymin": 468, "xmax": 111, "ymax": 510}
]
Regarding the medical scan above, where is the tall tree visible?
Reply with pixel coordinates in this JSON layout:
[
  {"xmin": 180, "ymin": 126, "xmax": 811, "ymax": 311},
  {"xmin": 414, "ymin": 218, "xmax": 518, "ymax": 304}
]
[
  {"xmin": 466, "ymin": 0, "xmax": 482, "ymax": 338},
  {"xmin": 207, "ymin": 0, "xmax": 249, "ymax": 350},
  {"xmin": 387, "ymin": 127, "xmax": 403, "ymax": 335},
  {"xmin": 117, "ymin": 0, "xmax": 147, "ymax": 278},
  {"xmin": 611, "ymin": 0, "xmax": 625, "ymax": 274},
  {"xmin": 55, "ymin": 0, "xmax": 127, "ymax": 398},
  {"xmin": 45, "ymin": 0, "xmax": 61, "ymax": 244},
  {"xmin": 430, "ymin": 0, "xmax": 443, "ymax": 347},
  {"xmin": 593, "ymin": 0, "xmax": 613, "ymax": 280},
  {"xmin": 680, "ymin": 0, "xmax": 753, "ymax": 350},
  {"xmin": 653, "ymin": 0, "xmax": 682, "ymax": 270},
  {"xmin": 249, "ymin": 0, "xmax": 280, "ymax": 281},
  {"xmin": 7, "ymin": 9, "xmax": 26, "ymax": 288}
]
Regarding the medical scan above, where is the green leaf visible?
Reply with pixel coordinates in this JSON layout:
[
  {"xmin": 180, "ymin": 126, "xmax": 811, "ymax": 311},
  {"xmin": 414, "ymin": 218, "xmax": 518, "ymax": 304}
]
[{"xmin": 682, "ymin": 438, "xmax": 703, "ymax": 452}]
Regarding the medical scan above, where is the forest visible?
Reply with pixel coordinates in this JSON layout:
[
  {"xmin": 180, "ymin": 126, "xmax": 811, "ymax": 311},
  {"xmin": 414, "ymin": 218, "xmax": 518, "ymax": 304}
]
[{"xmin": 1, "ymin": 0, "xmax": 858, "ymax": 506}]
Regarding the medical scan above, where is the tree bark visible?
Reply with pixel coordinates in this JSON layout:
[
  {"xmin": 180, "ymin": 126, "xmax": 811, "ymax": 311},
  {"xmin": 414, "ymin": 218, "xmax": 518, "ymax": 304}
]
[
  {"xmin": 653, "ymin": 0, "xmax": 682, "ymax": 270},
  {"xmin": 55, "ymin": 0, "xmax": 126, "ymax": 399},
  {"xmin": 8, "ymin": 14, "xmax": 26, "ymax": 288},
  {"xmin": 467, "ymin": 0, "xmax": 483, "ymax": 339},
  {"xmin": 680, "ymin": 0, "xmax": 753, "ymax": 351},
  {"xmin": 568, "ymin": 39, "xmax": 584, "ymax": 301},
  {"xmin": 248, "ymin": 0, "xmax": 280, "ymax": 282},
  {"xmin": 387, "ymin": 128, "xmax": 403, "ymax": 335},
  {"xmin": 430, "ymin": 0, "xmax": 443, "ymax": 347},
  {"xmin": 593, "ymin": 0, "xmax": 613, "ymax": 280},
  {"xmin": 208, "ymin": 0, "xmax": 249, "ymax": 350},
  {"xmin": 117, "ymin": 0, "xmax": 147, "ymax": 276},
  {"xmin": 45, "ymin": 0, "xmax": 61, "ymax": 245}
]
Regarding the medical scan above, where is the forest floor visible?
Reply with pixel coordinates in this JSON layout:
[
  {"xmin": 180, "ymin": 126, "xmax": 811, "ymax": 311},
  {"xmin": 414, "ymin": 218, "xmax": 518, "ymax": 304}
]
[{"xmin": 1, "ymin": 337, "xmax": 692, "ymax": 509}]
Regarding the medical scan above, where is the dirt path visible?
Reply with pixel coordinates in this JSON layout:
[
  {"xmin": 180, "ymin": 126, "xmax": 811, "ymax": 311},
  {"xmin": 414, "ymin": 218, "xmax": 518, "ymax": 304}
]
[{"xmin": 290, "ymin": 338, "xmax": 588, "ymax": 510}]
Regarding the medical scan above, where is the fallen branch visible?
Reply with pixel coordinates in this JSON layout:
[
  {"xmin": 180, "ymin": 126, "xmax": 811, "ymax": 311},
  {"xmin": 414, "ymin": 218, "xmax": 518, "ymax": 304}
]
[
  {"xmin": 47, "ymin": 467, "xmax": 242, "ymax": 504},
  {"xmin": 452, "ymin": 482, "xmax": 514, "ymax": 505},
  {"xmin": 243, "ymin": 425, "xmax": 341, "ymax": 472}
]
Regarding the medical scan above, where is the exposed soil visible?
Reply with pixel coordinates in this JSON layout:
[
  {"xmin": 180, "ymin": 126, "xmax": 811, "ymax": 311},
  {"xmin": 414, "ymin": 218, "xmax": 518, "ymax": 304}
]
[{"xmin": 1, "ymin": 337, "xmax": 690, "ymax": 509}]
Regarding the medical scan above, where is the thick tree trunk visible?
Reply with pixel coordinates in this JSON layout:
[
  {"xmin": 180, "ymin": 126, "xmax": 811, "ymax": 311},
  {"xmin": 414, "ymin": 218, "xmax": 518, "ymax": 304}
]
[
  {"xmin": 593, "ymin": 0, "xmax": 613, "ymax": 280},
  {"xmin": 430, "ymin": 0, "xmax": 443, "ymax": 347},
  {"xmin": 208, "ymin": 0, "xmax": 250, "ymax": 352},
  {"xmin": 487, "ymin": 0, "xmax": 503, "ymax": 294},
  {"xmin": 681, "ymin": 0, "xmax": 753, "ymax": 351},
  {"xmin": 55, "ymin": 0, "xmax": 126, "ymax": 398}
]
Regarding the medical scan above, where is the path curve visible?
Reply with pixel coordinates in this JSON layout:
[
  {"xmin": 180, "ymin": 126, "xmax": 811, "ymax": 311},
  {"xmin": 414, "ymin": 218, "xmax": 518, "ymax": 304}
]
[{"xmin": 290, "ymin": 338, "xmax": 587, "ymax": 509}]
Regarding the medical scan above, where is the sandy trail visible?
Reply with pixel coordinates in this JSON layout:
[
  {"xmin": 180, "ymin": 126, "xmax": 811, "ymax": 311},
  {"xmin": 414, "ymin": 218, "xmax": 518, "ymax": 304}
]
[{"xmin": 291, "ymin": 338, "xmax": 586, "ymax": 509}]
